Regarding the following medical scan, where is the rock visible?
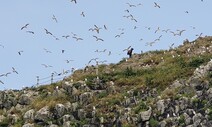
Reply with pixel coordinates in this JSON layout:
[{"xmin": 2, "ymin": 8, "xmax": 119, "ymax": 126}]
[
  {"xmin": 139, "ymin": 107, "xmax": 152, "ymax": 121},
  {"xmin": 18, "ymin": 94, "xmax": 31, "ymax": 105},
  {"xmin": 34, "ymin": 106, "xmax": 51, "ymax": 123},
  {"xmin": 62, "ymin": 114, "xmax": 75, "ymax": 123},
  {"xmin": 54, "ymin": 104, "xmax": 66, "ymax": 118},
  {"xmin": 24, "ymin": 109, "xmax": 35, "ymax": 121},
  {"xmin": 78, "ymin": 109, "xmax": 86, "ymax": 120},
  {"xmin": 22, "ymin": 123, "xmax": 34, "ymax": 127},
  {"xmin": 192, "ymin": 113, "xmax": 202, "ymax": 126},
  {"xmin": 8, "ymin": 114, "xmax": 19, "ymax": 125},
  {"xmin": 48, "ymin": 124, "xmax": 58, "ymax": 127},
  {"xmin": 156, "ymin": 100, "xmax": 165, "ymax": 115},
  {"xmin": 158, "ymin": 120, "xmax": 167, "ymax": 127},
  {"xmin": 0, "ymin": 115, "xmax": 6, "ymax": 123}
]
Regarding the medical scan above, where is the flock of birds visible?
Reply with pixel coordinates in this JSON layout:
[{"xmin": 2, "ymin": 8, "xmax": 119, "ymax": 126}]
[{"xmin": 0, "ymin": 0, "xmax": 207, "ymax": 88}]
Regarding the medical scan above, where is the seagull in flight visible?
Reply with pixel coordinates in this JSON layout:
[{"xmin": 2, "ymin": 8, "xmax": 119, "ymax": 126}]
[
  {"xmin": 0, "ymin": 80, "xmax": 4, "ymax": 84},
  {"xmin": 154, "ymin": 2, "xmax": 160, "ymax": 8},
  {"xmin": 88, "ymin": 58, "xmax": 99, "ymax": 65},
  {"xmin": 21, "ymin": 23, "xmax": 29, "ymax": 30},
  {"xmin": 93, "ymin": 35, "xmax": 104, "ymax": 41},
  {"xmin": 52, "ymin": 15, "xmax": 58, "ymax": 23},
  {"xmin": 123, "ymin": 46, "xmax": 131, "ymax": 52},
  {"xmin": 44, "ymin": 48, "xmax": 52, "ymax": 53},
  {"xmin": 41, "ymin": 64, "xmax": 52, "ymax": 68},
  {"xmin": 26, "ymin": 31, "xmax": 35, "ymax": 34},
  {"xmin": 0, "ymin": 72, "xmax": 11, "ymax": 77},
  {"xmin": 62, "ymin": 35, "xmax": 70, "ymax": 39},
  {"xmin": 126, "ymin": 3, "xmax": 136, "ymax": 7},
  {"xmin": 65, "ymin": 59, "xmax": 74, "ymax": 63},
  {"xmin": 44, "ymin": 28, "xmax": 53, "ymax": 35},
  {"xmin": 71, "ymin": 0, "xmax": 77, "ymax": 4},
  {"xmin": 12, "ymin": 67, "xmax": 18, "ymax": 74},
  {"xmin": 81, "ymin": 12, "xmax": 85, "ymax": 17},
  {"xmin": 72, "ymin": 36, "xmax": 83, "ymax": 41},
  {"xmin": 18, "ymin": 50, "xmax": 23, "ymax": 55}
]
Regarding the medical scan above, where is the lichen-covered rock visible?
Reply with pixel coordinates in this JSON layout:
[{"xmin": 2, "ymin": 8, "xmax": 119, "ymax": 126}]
[
  {"xmin": 54, "ymin": 103, "xmax": 66, "ymax": 118},
  {"xmin": 24, "ymin": 109, "xmax": 35, "ymax": 121},
  {"xmin": 34, "ymin": 106, "xmax": 51, "ymax": 123},
  {"xmin": 139, "ymin": 106, "xmax": 152, "ymax": 121}
]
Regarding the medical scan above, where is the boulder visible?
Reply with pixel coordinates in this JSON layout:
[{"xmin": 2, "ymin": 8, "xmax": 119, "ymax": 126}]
[
  {"xmin": 24, "ymin": 109, "xmax": 35, "ymax": 121},
  {"xmin": 34, "ymin": 106, "xmax": 51, "ymax": 123},
  {"xmin": 139, "ymin": 106, "xmax": 152, "ymax": 121}
]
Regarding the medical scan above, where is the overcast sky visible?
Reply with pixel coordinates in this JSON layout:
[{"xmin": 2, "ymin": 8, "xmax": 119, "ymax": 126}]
[{"xmin": 0, "ymin": 0, "xmax": 211, "ymax": 90}]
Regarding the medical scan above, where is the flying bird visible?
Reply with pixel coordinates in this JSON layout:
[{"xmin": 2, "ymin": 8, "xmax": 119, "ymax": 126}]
[
  {"xmin": 62, "ymin": 50, "xmax": 65, "ymax": 53},
  {"xmin": 52, "ymin": 15, "xmax": 58, "ymax": 23},
  {"xmin": 71, "ymin": 0, "xmax": 77, "ymax": 4},
  {"xmin": 88, "ymin": 58, "xmax": 99, "ymax": 65},
  {"xmin": 126, "ymin": 3, "xmax": 136, "ymax": 7},
  {"xmin": 41, "ymin": 64, "xmax": 52, "ymax": 68},
  {"xmin": 72, "ymin": 36, "xmax": 83, "ymax": 41},
  {"xmin": 62, "ymin": 35, "xmax": 70, "ymax": 39},
  {"xmin": 26, "ymin": 31, "xmax": 34, "ymax": 34},
  {"xmin": 81, "ymin": 12, "xmax": 85, "ymax": 17},
  {"xmin": 93, "ymin": 35, "xmax": 104, "ymax": 41},
  {"xmin": 21, "ymin": 23, "xmax": 29, "ymax": 30},
  {"xmin": 0, "ymin": 80, "xmax": 4, "ymax": 84},
  {"xmin": 104, "ymin": 25, "xmax": 107, "ymax": 30},
  {"xmin": 12, "ymin": 67, "xmax": 18, "ymax": 74},
  {"xmin": 0, "ymin": 72, "xmax": 11, "ymax": 77},
  {"xmin": 154, "ymin": 2, "xmax": 160, "ymax": 8},
  {"xmin": 65, "ymin": 59, "xmax": 74, "ymax": 63},
  {"xmin": 44, "ymin": 28, "xmax": 53, "ymax": 35},
  {"xmin": 18, "ymin": 50, "xmax": 23, "ymax": 55},
  {"xmin": 123, "ymin": 46, "xmax": 131, "ymax": 52},
  {"xmin": 44, "ymin": 48, "xmax": 52, "ymax": 53}
]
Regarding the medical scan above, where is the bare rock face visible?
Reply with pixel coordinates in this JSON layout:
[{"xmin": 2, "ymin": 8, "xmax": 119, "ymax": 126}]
[
  {"xmin": 34, "ymin": 106, "xmax": 52, "ymax": 124},
  {"xmin": 24, "ymin": 109, "xmax": 35, "ymax": 121},
  {"xmin": 18, "ymin": 94, "xmax": 31, "ymax": 105}
]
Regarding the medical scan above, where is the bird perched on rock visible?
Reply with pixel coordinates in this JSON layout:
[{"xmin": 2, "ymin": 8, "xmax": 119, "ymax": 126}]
[{"xmin": 127, "ymin": 48, "xmax": 134, "ymax": 58}]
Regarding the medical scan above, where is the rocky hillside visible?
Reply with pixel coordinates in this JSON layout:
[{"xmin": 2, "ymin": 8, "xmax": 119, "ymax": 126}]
[{"xmin": 0, "ymin": 36, "xmax": 212, "ymax": 127}]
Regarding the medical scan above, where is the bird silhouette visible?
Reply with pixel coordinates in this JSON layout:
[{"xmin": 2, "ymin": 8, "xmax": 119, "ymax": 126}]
[
  {"xmin": 72, "ymin": 36, "xmax": 83, "ymax": 41},
  {"xmin": 44, "ymin": 28, "xmax": 53, "ymax": 35},
  {"xmin": 41, "ymin": 64, "xmax": 52, "ymax": 68},
  {"xmin": 52, "ymin": 15, "xmax": 58, "ymax": 23},
  {"xmin": 0, "ymin": 72, "xmax": 11, "ymax": 77},
  {"xmin": 93, "ymin": 35, "xmax": 104, "ymax": 41},
  {"xmin": 71, "ymin": 0, "xmax": 77, "ymax": 4},
  {"xmin": 154, "ymin": 2, "xmax": 160, "ymax": 8},
  {"xmin": 88, "ymin": 58, "xmax": 99, "ymax": 65},
  {"xmin": 18, "ymin": 50, "xmax": 23, "ymax": 55},
  {"xmin": 65, "ymin": 60, "xmax": 74, "ymax": 63},
  {"xmin": 104, "ymin": 25, "xmax": 107, "ymax": 30},
  {"xmin": 0, "ymin": 80, "xmax": 4, "ymax": 84},
  {"xmin": 26, "ymin": 31, "xmax": 34, "ymax": 34},
  {"xmin": 21, "ymin": 23, "xmax": 29, "ymax": 30},
  {"xmin": 126, "ymin": 3, "xmax": 136, "ymax": 7},
  {"xmin": 12, "ymin": 67, "xmax": 18, "ymax": 74},
  {"xmin": 62, "ymin": 50, "xmax": 65, "ymax": 53},
  {"xmin": 81, "ymin": 12, "xmax": 85, "ymax": 17},
  {"xmin": 62, "ymin": 35, "xmax": 70, "ymax": 39},
  {"xmin": 123, "ymin": 46, "xmax": 131, "ymax": 52},
  {"xmin": 44, "ymin": 48, "xmax": 52, "ymax": 53}
]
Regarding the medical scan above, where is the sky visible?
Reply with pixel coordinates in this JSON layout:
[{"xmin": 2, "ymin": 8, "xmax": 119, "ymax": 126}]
[{"xmin": 0, "ymin": 0, "xmax": 211, "ymax": 90}]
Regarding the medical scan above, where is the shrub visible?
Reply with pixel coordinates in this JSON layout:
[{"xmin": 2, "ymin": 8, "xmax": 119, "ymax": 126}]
[{"xmin": 149, "ymin": 118, "xmax": 159, "ymax": 127}]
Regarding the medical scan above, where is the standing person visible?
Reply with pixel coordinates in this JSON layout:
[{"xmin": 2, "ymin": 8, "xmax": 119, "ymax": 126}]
[{"xmin": 127, "ymin": 48, "xmax": 134, "ymax": 58}]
